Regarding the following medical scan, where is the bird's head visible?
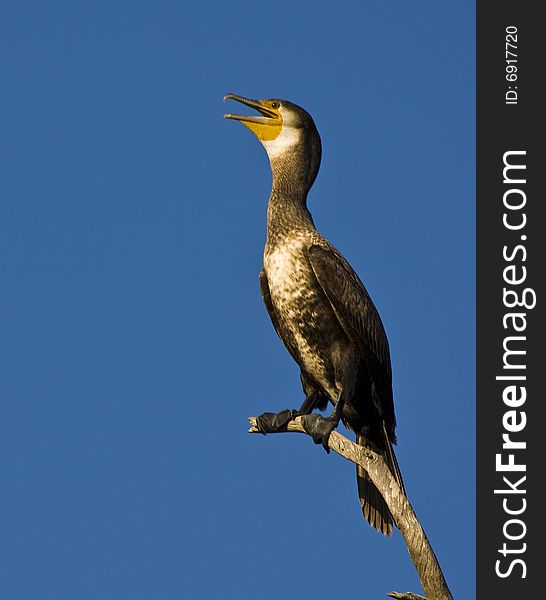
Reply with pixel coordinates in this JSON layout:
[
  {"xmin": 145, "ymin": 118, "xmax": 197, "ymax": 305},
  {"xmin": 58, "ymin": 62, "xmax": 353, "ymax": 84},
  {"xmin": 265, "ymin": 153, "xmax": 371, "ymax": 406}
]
[{"xmin": 224, "ymin": 94, "xmax": 322, "ymax": 193}]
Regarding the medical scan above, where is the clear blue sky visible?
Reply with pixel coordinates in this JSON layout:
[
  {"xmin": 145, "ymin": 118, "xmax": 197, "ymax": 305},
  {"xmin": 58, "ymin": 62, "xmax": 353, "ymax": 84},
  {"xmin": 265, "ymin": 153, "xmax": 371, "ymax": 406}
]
[{"xmin": 0, "ymin": 1, "xmax": 475, "ymax": 599}]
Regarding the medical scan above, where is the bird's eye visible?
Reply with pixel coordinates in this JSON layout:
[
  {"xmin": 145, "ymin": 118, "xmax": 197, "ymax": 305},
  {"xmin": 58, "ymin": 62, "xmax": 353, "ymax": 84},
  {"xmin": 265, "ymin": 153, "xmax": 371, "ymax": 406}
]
[{"xmin": 271, "ymin": 101, "xmax": 280, "ymax": 109}]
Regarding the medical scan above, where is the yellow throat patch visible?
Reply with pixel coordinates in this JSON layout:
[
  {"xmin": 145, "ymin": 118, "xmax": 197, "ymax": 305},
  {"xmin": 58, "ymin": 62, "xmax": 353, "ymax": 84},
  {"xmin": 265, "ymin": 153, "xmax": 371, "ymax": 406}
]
[{"xmin": 242, "ymin": 117, "xmax": 282, "ymax": 141}]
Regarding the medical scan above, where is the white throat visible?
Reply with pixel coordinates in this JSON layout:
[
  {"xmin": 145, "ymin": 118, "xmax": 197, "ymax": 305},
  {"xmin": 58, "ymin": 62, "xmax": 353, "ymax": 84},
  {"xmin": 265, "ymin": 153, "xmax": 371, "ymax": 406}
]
[{"xmin": 262, "ymin": 125, "xmax": 300, "ymax": 159}]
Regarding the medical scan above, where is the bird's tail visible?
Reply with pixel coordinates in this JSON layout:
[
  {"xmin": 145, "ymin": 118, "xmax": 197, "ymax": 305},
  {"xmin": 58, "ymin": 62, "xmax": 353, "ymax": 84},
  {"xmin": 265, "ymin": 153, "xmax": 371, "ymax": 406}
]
[{"xmin": 356, "ymin": 427, "xmax": 405, "ymax": 536}]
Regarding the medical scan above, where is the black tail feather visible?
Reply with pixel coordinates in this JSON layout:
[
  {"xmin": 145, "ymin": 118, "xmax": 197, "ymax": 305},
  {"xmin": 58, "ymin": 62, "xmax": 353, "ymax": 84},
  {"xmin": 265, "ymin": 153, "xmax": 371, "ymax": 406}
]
[{"xmin": 356, "ymin": 428, "xmax": 405, "ymax": 536}]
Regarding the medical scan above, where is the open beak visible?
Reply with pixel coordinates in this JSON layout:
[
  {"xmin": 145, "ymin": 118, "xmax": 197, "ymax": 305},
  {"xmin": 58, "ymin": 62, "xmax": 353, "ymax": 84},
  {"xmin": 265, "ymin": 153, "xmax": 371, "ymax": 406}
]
[{"xmin": 223, "ymin": 93, "xmax": 281, "ymax": 125}]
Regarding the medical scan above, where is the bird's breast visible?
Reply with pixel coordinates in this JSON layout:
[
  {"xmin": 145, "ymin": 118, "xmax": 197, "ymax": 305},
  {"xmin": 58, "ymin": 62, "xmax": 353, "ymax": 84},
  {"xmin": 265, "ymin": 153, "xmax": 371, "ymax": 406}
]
[
  {"xmin": 264, "ymin": 235, "xmax": 311, "ymax": 303},
  {"xmin": 263, "ymin": 234, "xmax": 345, "ymax": 399}
]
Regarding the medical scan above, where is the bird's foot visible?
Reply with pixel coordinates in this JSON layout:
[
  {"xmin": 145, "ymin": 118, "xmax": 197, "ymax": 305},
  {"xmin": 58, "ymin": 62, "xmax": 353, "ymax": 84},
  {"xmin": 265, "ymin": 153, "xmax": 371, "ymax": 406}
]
[
  {"xmin": 300, "ymin": 414, "xmax": 338, "ymax": 453},
  {"xmin": 254, "ymin": 409, "xmax": 299, "ymax": 434}
]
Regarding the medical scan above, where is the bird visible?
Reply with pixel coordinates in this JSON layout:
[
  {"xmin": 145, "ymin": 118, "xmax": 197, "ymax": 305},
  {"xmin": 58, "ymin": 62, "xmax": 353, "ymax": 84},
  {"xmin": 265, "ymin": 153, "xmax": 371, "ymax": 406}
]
[{"xmin": 224, "ymin": 93, "xmax": 405, "ymax": 536}]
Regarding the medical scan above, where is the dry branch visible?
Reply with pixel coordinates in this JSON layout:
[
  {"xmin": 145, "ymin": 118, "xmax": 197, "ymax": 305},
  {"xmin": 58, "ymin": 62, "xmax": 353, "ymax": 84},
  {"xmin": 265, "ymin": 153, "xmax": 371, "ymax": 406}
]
[
  {"xmin": 248, "ymin": 415, "xmax": 453, "ymax": 600},
  {"xmin": 387, "ymin": 593, "xmax": 428, "ymax": 600}
]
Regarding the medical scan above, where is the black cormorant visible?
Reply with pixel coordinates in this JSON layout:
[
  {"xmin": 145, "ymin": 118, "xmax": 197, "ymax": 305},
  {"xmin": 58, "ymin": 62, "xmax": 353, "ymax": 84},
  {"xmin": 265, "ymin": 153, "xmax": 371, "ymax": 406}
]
[{"xmin": 224, "ymin": 94, "xmax": 405, "ymax": 536}]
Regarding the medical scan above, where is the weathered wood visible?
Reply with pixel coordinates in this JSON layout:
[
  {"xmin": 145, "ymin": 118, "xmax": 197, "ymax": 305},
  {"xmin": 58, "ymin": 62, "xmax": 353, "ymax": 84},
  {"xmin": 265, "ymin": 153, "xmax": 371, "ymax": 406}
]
[
  {"xmin": 387, "ymin": 593, "xmax": 428, "ymax": 600},
  {"xmin": 248, "ymin": 416, "xmax": 453, "ymax": 600}
]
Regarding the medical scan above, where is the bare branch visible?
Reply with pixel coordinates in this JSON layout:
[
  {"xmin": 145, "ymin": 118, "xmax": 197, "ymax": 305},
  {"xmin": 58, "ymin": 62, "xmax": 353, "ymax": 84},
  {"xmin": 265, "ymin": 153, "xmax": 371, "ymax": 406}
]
[
  {"xmin": 387, "ymin": 593, "xmax": 428, "ymax": 600},
  {"xmin": 248, "ymin": 416, "xmax": 453, "ymax": 600}
]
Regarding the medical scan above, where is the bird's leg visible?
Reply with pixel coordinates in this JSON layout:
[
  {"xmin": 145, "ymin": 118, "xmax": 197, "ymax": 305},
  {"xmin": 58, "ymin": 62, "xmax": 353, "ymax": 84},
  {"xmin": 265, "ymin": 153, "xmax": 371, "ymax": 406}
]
[
  {"xmin": 254, "ymin": 391, "xmax": 323, "ymax": 435},
  {"xmin": 301, "ymin": 395, "xmax": 345, "ymax": 453},
  {"xmin": 297, "ymin": 392, "xmax": 322, "ymax": 415}
]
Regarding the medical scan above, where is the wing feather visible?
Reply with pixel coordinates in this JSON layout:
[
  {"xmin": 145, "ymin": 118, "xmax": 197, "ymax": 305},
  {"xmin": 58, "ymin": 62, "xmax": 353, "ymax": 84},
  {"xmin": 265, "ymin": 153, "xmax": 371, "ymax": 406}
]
[{"xmin": 307, "ymin": 244, "xmax": 395, "ymax": 429}]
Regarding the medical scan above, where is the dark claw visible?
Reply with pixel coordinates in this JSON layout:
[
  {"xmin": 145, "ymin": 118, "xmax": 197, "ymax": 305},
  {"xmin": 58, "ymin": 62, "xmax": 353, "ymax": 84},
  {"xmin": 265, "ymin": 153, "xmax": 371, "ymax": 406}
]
[
  {"xmin": 255, "ymin": 409, "xmax": 298, "ymax": 434},
  {"xmin": 300, "ymin": 414, "xmax": 338, "ymax": 453}
]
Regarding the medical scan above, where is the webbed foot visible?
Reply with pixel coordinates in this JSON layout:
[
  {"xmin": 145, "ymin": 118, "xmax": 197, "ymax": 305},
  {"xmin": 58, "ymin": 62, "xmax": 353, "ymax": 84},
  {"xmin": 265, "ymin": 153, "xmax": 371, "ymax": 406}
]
[
  {"xmin": 255, "ymin": 409, "xmax": 298, "ymax": 434},
  {"xmin": 300, "ymin": 414, "xmax": 338, "ymax": 453}
]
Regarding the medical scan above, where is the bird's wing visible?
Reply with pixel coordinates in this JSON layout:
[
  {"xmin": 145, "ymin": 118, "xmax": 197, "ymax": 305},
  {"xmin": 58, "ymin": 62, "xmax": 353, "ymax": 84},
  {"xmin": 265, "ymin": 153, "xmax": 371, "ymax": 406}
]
[
  {"xmin": 259, "ymin": 269, "xmax": 283, "ymax": 339},
  {"xmin": 307, "ymin": 244, "xmax": 393, "ymax": 413}
]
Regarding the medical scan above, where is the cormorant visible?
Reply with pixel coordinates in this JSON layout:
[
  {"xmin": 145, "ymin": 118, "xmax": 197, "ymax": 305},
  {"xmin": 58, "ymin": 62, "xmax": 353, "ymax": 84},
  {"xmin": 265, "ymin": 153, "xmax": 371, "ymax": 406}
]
[{"xmin": 224, "ymin": 94, "xmax": 405, "ymax": 536}]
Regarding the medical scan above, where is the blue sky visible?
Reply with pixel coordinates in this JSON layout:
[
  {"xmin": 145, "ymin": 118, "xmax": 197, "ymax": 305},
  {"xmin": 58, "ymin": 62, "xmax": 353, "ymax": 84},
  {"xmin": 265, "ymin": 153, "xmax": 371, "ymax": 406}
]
[{"xmin": 0, "ymin": 1, "xmax": 475, "ymax": 599}]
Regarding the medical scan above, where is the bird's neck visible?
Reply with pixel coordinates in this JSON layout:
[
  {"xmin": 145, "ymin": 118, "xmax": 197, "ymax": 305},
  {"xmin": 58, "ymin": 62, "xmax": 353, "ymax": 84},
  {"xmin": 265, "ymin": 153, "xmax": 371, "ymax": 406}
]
[{"xmin": 266, "ymin": 154, "xmax": 316, "ymax": 242}]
